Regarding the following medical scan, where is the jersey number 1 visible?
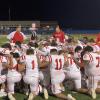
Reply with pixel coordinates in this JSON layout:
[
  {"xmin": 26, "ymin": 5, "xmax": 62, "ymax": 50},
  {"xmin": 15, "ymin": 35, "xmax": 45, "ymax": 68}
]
[
  {"xmin": 96, "ymin": 57, "xmax": 100, "ymax": 68},
  {"xmin": 32, "ymin": 60, "xmax": 35, "ymax": 69}
]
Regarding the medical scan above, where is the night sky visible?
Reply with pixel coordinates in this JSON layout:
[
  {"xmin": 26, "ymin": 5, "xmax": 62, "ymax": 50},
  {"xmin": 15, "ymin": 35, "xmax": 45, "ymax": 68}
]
[{"xmin": 1, "ymin": 0, "xmax": 100, "ymax": 28}]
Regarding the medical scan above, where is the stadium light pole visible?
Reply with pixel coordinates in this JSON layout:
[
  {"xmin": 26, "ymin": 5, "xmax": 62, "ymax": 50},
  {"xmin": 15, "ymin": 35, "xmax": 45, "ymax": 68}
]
[{"xmin": 8, "ymin": 7, "xmax": 11, "ymax": 21}]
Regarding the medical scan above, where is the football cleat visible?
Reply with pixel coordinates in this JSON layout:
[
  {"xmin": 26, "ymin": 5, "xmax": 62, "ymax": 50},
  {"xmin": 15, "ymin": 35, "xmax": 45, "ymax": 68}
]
[
  {"xmin": 28, "ymin": 93, "xmax": 34, "ymax": 100},
  {"xmin": 43, "ymin": 88, "xmax": 49, "ymax": 100},
  {"xmin": 8, "ymin": 93, "xmax": 16, "ymax": 100},
  {"xmin": 67, "ymin": 94, "xmax": 76, "ymax": 100}
]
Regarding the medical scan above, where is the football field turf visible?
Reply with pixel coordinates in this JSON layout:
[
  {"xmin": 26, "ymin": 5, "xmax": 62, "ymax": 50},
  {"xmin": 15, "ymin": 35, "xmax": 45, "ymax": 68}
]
[
  {"xmin": 0, "ymin": 34, "xmax": 97, "ymax": 46},
  {"xmin": 0, "ymin": 34, "xmax": 99, "ymax": 100},
  {"xmin": 1, "ymin": 90, "xmax": 100, "ymax": 100}
]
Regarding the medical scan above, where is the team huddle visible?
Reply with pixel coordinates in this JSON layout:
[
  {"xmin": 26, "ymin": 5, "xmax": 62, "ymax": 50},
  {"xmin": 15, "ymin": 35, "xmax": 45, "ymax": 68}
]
[{"xmin": 0, "ymin": 30, "xmax": 100, "ymax": 100}]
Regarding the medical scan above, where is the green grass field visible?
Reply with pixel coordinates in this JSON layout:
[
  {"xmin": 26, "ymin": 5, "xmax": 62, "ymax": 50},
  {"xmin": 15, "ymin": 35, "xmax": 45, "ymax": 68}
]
[
  {"xmin": 0, "ymin": 34, "xmax": 99, "ymax": 100},
  {"xmin": 1, "ymin": 90, "xmax": 100, "ymax": 100},
  {"xmin": 0, "ymin": 34, "xmax": 97, "ymax": 46}
]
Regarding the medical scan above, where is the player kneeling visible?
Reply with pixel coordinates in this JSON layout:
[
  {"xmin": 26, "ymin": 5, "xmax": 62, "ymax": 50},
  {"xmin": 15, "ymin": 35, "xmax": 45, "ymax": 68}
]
[
  {"xmin": 6, "ymin": 53, "xmax": 22, "ymax": 100},
  {"xmin": 82, "ymin": 46, "xmax": 100, "ymax": 99},
  {"xmin": 23, "ymin": 48, "xmax": 44, "ymax": 100},
  {"xmin": 46, "ymin": 49, "xmax": 76, "ymax": 100},
  {"xmin": 0, "ymin": 54, "xmax": 8, "ymax": 97}
]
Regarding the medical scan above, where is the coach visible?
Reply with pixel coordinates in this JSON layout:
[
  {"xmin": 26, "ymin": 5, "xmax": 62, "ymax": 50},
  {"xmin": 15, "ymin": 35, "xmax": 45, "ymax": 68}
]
[
  {"xmin": 52, "ymin": 25, "xmax": 65, "ymax": 43},
  {"xmin": 7, "ymin": 25, "xmax": 26, "ymax": 43},
  {"xmin": 96, "ymin": 32, "xmax": 100, "ymax": 46}
]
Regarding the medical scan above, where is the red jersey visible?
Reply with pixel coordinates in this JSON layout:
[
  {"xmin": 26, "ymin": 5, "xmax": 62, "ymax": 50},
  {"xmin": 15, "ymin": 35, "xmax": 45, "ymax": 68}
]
[
  {"xmin": 96, "ymin": 33, "xmax": 100, "ymax": 46},
  {"xmin": 12, "ymin": 31, "xmax": 24, "ymax": 43},
  {"xmin": 53, "ymin": 31, "xmax": 65, "ymax": 43}
]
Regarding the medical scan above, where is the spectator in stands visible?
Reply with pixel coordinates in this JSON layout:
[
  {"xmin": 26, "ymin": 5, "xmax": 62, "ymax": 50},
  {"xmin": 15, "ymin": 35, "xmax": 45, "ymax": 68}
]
[
  {"xmin": 52, "ymin": 25, "xmax": 65, "ymax": 43},
  {"xmin": 7, "ymin": 25, "xmax": 26, "ymax": 43}
]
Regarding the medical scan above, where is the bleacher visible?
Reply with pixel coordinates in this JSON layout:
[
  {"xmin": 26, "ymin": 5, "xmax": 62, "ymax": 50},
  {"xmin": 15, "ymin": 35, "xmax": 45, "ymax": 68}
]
[{"xmin": 0, "ymin": 21, "xmax": 57, "ymax": 35}]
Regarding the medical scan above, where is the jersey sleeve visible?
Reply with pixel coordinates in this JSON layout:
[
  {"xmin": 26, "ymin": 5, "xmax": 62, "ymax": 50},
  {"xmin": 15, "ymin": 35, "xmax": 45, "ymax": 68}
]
[
  {"xmin": 7, "ymin": 31, "xmax": 15, "ymax": 40},
  {"xmin": 20, "ymin": 32, "xmax": 27, "ymax": 40}
]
